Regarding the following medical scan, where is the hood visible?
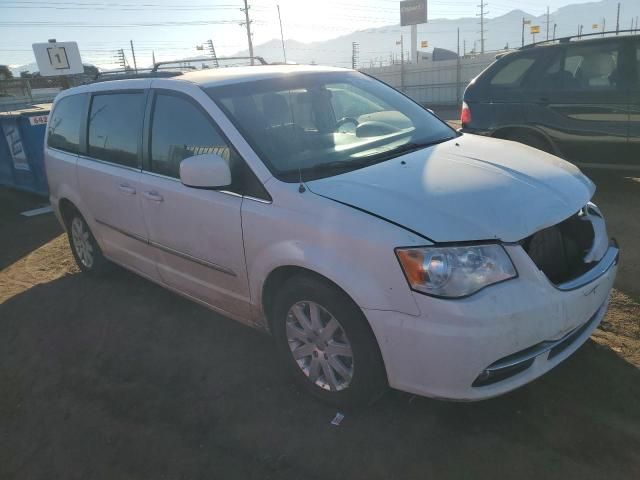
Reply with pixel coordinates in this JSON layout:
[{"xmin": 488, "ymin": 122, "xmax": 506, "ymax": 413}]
[{"xmin": 306, "ymin": 134, "xmax": 595, "ymax": 243}]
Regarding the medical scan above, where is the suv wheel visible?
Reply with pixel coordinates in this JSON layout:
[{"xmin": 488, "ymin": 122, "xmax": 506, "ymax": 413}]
[
  {"xmin": 67, "ymin": 211, "xmax": 111, "ymax": 275},
  {"xmin": 272, "ymin": 274, "xmax": 387, "ymax": 408},
  {"xmin": 505, "ymin": 130, "xmax": 552, "ymax": 154}
]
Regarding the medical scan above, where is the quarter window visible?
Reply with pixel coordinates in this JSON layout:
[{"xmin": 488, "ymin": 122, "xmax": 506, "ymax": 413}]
[
  {"xmin": 47, "ymin": 94, "xmax": 85, "ymax": 153},
  {"xmin": 490, "ymin": 56, "xmax": 537, "ymax": 87},
  {"xmin": 150, "ymin": 93, "xmax": 236, "ymax": 179},
  {"xmin": 88, "ymin": 92, "xmax": 145, "ymax": 168}
]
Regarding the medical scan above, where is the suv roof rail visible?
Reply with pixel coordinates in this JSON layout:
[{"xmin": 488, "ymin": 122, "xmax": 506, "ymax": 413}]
[
  {"xmin": 521, "ymin": 29, "xmax": 639, "ymax": 49},
  {"xmin": 151, "ymin": 56, "xmax": 268, "ymax": 72}
]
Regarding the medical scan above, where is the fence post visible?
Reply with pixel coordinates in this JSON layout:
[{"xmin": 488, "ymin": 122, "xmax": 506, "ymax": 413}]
[{"xmin": 25, "ymin": 79, "xmax": 33, "ymax": 102}]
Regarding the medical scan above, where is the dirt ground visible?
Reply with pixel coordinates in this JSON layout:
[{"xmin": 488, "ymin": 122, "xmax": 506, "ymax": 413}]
[{"xmin": 1, "ymin": 170, "xmax": 639, "ymax": 480}]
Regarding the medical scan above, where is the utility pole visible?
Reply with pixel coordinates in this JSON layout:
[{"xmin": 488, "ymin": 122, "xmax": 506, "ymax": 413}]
[
  {"xmin": 477, "ymin": 2, "xmax": 488, "ymax": 54},
  {"xmin": 241, "ymin": 0, "xmax": 254, "ymax": 65},
  {"xmin": 545, "ymin": 6, "xmax": 551, "ymax": 41},
  {"xmin": 277, "ymin": 4, "xmax": 287, "ymax": 63},
  {"xmin": 463, "ymin": 39, "xmax": 466, "ymax": 56},
  {"xmin": 616, "ymin": 2, "xmax": 620, "ymax": 35},
  {"xmin": 521, "ymin": 17, "xmax": 530, "ymax": 47},
  {"xmin": 603, "ymin": 17, "xmax": 606, "ymax": 36},
  {"xmin": 351, "ymin": 42, "xmax": 359, "ymax": 70},
  {"xmin": 456, "ymin": 28, "xmax": 461, "ymax": 107},
  {"xmin": 129, "ymin": 40, "xmax": 138, "ymax": 74},
  {"xmin": 206, "ymin": 39, "xmax": 219, "ymax": 67},
  {"xmin": 152, "ymin": 50, "xmax": 156, "ymax": 68},
  {"xmin": 553, "ymin": 23, "xmax": 557, "ymax": 40},
  {"xmin": 578, "ymin": 24, "xmax": 583, "ymax": 38},
  {"xmin": 399, "ymin": 35, "xmax": 405, "ymax": 92},
  {"xmin": 116, "ymin": 49, "xmax": 127, "ymax": 70}
]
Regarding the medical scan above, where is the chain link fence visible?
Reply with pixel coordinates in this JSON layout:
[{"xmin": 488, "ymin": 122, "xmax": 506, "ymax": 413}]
[{"xmin": 361, "ymin": 52, "xmax": 498, "ymax": 108}]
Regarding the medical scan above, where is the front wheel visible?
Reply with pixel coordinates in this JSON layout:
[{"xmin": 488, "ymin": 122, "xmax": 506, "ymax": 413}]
[{"xmin": 272, "ymin": 275, "xmax": 387, "ymax": 408}]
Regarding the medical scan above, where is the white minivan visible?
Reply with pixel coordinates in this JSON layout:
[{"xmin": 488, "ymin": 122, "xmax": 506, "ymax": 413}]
[{"xmin": 45, "ymin": 65, "xmax": 619, "ymax": 407}]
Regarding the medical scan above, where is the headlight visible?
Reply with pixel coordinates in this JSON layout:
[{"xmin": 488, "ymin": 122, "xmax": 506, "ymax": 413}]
[{"xmin": 396, "ymin": 244, "xmax": 517, "ymax": 298}]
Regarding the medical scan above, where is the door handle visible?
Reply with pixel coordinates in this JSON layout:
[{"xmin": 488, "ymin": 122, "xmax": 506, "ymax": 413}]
[
  {"xmin": 143, "ymin": 191, "xmax": 164, "ymax": 202},
  {"xmin": 118, "ymin": 183, "xmax": 136, "ymax": 195}
]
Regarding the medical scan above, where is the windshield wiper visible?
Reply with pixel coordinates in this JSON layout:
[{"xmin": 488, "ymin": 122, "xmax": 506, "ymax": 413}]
[
  {"xmin": 362, "ymin": 137, "xmax": 454, "ymax": 161},
  {"xmin": 297, "ymin": 136, "xmax": 455, "ymax": 181},
  {"xmin": 301, "ymin": 158, "xmax": 372, "ymax": 176}
]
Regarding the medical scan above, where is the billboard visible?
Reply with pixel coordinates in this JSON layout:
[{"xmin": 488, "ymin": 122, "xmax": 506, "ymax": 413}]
[{"xmin": 400, "ymin": 0, "xmax": 427, "ymax": 27}]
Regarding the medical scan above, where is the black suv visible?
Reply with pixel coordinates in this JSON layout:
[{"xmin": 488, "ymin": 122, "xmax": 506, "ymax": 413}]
[{"xmin": 461, "ymin": 33, "xmax": 639, "ymax": 170}]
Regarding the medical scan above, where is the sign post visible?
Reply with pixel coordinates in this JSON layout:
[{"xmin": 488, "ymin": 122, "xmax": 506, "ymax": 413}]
[
  {"xmin": 400, "ymin": 0, "xmax": 427, "ymax": 64},
  {"xmin": 530, "ymin": 25, "xmax": 540, "ymax": 43},
  {"xmin": 32, "ymin": 40, "xmax": 83, "ymax": 77}
]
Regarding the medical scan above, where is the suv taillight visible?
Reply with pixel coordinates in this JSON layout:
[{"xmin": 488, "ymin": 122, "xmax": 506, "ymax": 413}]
[{"xmin": 460, "ymin": 101, "xmax": 471, "ymax": 127}]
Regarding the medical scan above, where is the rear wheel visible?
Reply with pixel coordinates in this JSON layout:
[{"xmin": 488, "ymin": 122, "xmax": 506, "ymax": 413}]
[
  {"xmin": 503, "ymin": 130, "xmax": 553, "ymax": 154},
  {"xmin": 66, "ymin": 210, "xmax": 111, "ymax": 275},
  {"xmin": 272, "ymin": 274, "xmax": 387, "ymax": 408}
]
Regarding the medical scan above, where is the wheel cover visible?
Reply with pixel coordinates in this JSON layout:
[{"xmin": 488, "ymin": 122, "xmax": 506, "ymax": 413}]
[
  {"xmin": 285, "ymin": 301, "xmax": 354, "ymax": 392},
  {"xmin": 71, "ymin": 217, "xmax": 94, "ymax": 268}
]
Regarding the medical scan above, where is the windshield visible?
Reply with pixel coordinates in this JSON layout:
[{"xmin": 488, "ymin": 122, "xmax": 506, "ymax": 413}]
[{"xmin": 206, "ymin": 71, "xmax": 456, "ymax": 181}]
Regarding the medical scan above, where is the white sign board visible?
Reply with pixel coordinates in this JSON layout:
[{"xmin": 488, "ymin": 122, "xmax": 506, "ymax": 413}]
[{"xmin": 32, "ymin": 41, "xmax": 83, "ymax": 76}]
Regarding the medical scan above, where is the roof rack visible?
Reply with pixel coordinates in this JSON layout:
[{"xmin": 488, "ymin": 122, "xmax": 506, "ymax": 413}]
[
  {"xmin": 151, "ymin": 56, "xmax": 267, "ymax": 72},
  {"xmin": 521, "ymin": 29, "xmax": 639, "ymax": 49}
]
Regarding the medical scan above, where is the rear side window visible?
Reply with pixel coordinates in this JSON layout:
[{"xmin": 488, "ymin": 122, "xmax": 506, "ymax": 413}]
[
  {"xmin": 47, "ymin": 94, "xmax": 85, "ymax": 153},
  {"xmin": 490, "ymin": 56, "xmax": 537, "ymax": 87},
  {"xmin": 150, "ymin": 93, "xmax": 236, "ymax": 179},
  {"xmin": 547, "ymin": 43, "xmax": 620, "ymax": 91},
  {"xmin": 88, "ymin": 92, "xmax": 145, "ymax": 168}
]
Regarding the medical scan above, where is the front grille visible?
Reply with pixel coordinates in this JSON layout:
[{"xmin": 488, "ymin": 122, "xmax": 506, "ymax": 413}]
[{"xmin": 523, "ymin": 209, "xmax": 596, "ymax": 285}]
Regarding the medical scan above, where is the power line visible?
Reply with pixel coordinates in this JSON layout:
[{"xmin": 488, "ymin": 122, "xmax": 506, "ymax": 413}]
[{"xmin": 0, "ymin": 19, "xmax": 242, "ymax": 27}]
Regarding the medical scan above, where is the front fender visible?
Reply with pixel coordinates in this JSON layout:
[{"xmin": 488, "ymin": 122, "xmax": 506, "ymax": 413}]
[{"xmin": 241, "ymin": 188, "xmax": 425, "ymax": 324}]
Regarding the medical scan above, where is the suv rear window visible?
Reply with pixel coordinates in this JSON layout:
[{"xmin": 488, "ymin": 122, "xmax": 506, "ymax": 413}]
[
  {"xmin": 47, "ymin": 94, "xmax": 85, "ymax": 153},
  {"xmin": 88, "ymin": 92, "xmax": 145, "ymax": 168},
  {"xmin": 490, "ymin": 56, "xmax": 537, "ymax": 87}
]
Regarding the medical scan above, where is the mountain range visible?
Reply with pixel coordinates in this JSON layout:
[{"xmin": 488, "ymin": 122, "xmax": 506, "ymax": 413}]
[{"xmin": 235, "ymin": 0, "xmax": 640, "ymax": 67}]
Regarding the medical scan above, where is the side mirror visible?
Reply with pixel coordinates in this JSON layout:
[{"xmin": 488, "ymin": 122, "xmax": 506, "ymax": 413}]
[{"xmin": 179, "ymin": 153, "xmax": 231, "ymax": 189}]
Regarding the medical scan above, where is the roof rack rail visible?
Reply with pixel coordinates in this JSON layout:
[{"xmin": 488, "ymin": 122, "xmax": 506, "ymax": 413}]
[
  {"xmin": 521, "ymin": 29, "xmax": 638, "ymax": 49},
  {"xmin": 151, "ymin": 56, "xmax": 267, "ymax": 72}
]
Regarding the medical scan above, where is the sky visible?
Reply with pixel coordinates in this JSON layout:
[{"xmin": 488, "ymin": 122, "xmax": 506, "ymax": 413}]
[{"xmin": 0, "ymin": 0, "xmax": 614, "ymax": 70}]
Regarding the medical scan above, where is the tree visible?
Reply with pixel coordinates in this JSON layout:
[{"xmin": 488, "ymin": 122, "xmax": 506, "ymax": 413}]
[{"xmin": 0, "ymin": 65, "xmax": 13, "ymax": 80}]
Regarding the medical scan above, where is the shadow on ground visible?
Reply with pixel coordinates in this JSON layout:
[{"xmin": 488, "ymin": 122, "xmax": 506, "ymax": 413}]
[
  {"xmin": 0, "ymin": 188, "xmax": 61, "ymax": 270},
  {"xmin": 1, "ymin": 267, "xmax": 639, "ymax": 480}
]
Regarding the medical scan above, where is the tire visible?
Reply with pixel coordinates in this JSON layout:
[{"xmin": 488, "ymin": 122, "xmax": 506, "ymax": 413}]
[
  {"xmin": 504, "ymin": 131, "xmax": 552, "ymax": 154},
  {"xmin": 66, "ymin": 209, "xmax": 111, "ymax": 275},
  {"xmin": 272, "ymin": 274, "xmax": 387, "ymax": 408}
]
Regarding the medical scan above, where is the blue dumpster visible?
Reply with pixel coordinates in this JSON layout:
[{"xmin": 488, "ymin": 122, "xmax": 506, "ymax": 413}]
[{"xmin": 0, "ymin": 104, "xmax": 51, "ymax": 196}]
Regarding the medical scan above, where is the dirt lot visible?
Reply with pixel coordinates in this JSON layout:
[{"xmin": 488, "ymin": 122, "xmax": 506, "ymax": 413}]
[{"xmin": 1, "ymin": 171, "xmax": 639, "ymax": 480}]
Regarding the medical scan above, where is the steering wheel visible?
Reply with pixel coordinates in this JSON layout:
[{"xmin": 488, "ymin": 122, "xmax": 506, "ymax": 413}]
[{"xmin": 335, "ymin": 116, "xmax": 359, "ymax": 132}]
